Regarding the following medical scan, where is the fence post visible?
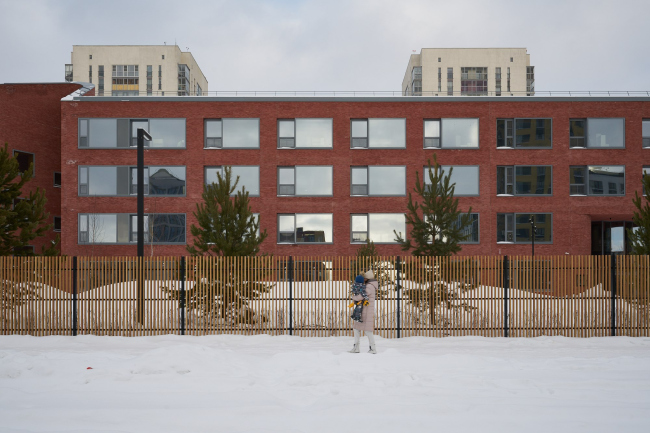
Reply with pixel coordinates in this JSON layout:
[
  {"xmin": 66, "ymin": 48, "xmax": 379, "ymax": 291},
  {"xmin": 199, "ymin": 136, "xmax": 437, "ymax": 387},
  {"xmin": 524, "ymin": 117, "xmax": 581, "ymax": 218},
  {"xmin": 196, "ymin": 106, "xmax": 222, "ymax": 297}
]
[
  {"xmin": 396, "ymin": 256, "xmax": 401, "ymax": 338},
  {"xmin": 179, "ymin": 257, "xmax": 185, "ymax": 336},
  {"xmin": 288, "ymin": 256, "xmax": 293, "ymax": 336},
  {"xmin": 503, "ymin": 255, "xmax": 509, "ymax": 338},
  {"xmin": 72, "ymin": 256, "xmax": 77, "ymax": 336},
  {"xmin": 611, "ymin": 253, "xmax": 617, "ymax": 337}
]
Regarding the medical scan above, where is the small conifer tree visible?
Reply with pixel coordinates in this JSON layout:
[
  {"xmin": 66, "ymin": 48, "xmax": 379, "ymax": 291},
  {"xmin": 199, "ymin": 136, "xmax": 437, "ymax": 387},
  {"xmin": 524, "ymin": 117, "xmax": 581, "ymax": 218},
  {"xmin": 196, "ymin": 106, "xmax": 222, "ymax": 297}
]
[
  {"xmin": 394, "ymin": 155, "xmax": 477, "ymax": 325},
  {"xmin": 394, "ymin": 155, "xmax": 473, "ymax": 256},
  {"xmin": 628, "ymin": 173, "xmax": 650, "ymax": 255},
  {"xmin": 167, "ymin": 167, "xmax": 271, "ymax": 326},
  {"xmin": 187, "ymin": 167, "xmax": 266, "ymax": 256},
  {"xmin": 0, "ymin": 144, "xmax": 57, "ymax": 256}
]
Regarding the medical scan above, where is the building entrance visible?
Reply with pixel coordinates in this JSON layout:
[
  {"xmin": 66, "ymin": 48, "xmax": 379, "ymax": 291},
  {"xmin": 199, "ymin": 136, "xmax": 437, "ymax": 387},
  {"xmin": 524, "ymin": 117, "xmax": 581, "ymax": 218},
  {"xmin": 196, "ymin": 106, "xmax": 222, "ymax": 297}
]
[{"xmin": 591, "ymin": 221, "xmax": 636, "ymax": 255}]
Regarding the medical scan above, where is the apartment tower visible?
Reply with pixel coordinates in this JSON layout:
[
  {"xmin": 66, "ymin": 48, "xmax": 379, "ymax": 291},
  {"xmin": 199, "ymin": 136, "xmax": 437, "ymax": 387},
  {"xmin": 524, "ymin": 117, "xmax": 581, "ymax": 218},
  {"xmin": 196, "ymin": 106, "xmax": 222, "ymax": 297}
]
[
  {"xmin": 402, "ymin": 48, "xmax": 534, "ymax": 96},
  {"xmin": 65, "ymin": 45, "xmax": 208, "ymax": 96}
]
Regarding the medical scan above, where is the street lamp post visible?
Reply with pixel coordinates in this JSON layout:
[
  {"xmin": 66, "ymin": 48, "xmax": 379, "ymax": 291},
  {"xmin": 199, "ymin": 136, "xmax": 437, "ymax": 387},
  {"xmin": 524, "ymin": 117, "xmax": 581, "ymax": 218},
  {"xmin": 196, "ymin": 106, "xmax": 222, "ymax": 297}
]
[
  {"xmin": 136, "ymin": 128, "xmax": 152, "ymax": 325},
  {"xmin": 137, "ymin": 128, "xmax": 152, "ymax": 257},
  {"xmin": 529, "ymin": 215, "xmax": 537, "ymax": 257}
]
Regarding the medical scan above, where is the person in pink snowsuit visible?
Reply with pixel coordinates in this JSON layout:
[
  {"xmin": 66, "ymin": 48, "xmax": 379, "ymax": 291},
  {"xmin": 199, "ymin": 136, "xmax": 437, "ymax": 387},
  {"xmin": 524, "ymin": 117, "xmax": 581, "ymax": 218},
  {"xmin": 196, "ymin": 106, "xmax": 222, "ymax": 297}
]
[{"xmin": 348, "ymin": 270, "xmax": 378, "ymax": 354}]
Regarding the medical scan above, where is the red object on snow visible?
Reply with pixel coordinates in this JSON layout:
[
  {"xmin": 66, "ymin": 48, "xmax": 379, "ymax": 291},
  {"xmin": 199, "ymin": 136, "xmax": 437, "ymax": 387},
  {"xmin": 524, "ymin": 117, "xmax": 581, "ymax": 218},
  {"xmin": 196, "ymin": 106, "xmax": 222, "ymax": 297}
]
[{"xmin": 87, "ymin": 367, "xmax": 93, "ymax": 369}]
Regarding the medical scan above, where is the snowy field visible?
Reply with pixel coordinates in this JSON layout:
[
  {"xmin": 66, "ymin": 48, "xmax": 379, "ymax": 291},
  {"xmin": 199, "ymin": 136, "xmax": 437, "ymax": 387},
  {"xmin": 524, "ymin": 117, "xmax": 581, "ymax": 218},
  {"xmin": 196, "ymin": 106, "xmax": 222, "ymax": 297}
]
[{"xmin": 1, "ymin": 335, "xmax": 650, "ymax": 433}]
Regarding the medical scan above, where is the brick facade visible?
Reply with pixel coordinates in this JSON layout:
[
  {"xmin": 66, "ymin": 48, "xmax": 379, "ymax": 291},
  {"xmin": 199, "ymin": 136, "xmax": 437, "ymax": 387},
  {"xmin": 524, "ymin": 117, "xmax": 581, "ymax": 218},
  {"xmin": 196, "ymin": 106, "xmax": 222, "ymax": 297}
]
[
  {"xmin": 0, "ymin": 82, "xmax": 84, "ymax": 253},
  {"xmin": 59, "ymin": 96, "xmax": 650, "ymax": 257}
]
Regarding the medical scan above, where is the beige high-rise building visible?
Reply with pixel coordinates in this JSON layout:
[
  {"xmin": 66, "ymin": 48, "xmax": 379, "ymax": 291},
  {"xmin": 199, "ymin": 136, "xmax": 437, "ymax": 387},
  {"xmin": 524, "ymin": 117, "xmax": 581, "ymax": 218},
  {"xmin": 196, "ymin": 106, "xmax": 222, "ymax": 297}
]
[
  {"xmin": 66, "ymin": 45, "xmax": 208, "ymax": 96},
  {"xmin": 402, "ymin": 48, "xmax": 534, "ymax": 96}
]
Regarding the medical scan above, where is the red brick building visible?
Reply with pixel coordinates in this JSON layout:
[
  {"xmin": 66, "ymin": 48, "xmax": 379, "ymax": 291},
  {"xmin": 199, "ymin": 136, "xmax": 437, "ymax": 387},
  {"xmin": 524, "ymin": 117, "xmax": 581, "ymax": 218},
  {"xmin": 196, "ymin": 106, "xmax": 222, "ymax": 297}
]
[
  {"xmin": 0, "ymin": 82, "xmax": 88, "ymax": 253},
  {"xmin": 50, "ymin": 95, "xmax": 650, "ymax": 256}
]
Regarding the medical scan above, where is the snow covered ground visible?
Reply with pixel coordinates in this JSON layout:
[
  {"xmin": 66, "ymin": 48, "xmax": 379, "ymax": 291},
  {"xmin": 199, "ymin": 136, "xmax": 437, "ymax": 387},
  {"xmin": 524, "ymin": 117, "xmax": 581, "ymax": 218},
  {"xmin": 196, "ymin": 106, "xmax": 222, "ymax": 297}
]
[{"xmin": 1, "ymin": 335, "xmax": 650, "ymax": 433}]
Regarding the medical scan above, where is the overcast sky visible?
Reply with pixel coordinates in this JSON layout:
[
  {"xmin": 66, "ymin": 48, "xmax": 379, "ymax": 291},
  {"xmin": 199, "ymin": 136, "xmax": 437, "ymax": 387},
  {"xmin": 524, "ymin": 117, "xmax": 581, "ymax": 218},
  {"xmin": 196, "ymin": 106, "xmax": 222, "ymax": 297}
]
[{"xmin": 1, "ymin": 0, "xmax": 649, "ymax": 92}]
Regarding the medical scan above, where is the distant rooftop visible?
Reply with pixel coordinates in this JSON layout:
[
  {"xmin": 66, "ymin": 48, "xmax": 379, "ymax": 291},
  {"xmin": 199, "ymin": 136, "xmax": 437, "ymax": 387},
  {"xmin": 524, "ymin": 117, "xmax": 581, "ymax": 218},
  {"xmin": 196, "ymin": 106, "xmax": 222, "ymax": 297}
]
[
  {"xmin": 69, "ymin": 89, "xmax": 650, "ymax": 103},
  {"xmin": 70, "ymin": 89, "xmax": 650, "ymax": 99}
]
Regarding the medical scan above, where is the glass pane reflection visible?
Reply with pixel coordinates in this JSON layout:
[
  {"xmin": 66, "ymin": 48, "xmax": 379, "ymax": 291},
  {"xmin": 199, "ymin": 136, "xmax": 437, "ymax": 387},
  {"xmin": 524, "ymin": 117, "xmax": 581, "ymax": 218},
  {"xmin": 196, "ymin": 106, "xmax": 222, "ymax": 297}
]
[
  {"xmin": 149, "ymin": 119, "xmax": 186, "ymax": 148},
  {"xmin": 442, "ymin": 119, "xmax": 479, "ymax": 148},
  {"xmin": 223, "ymin": 119, "xmax": 259, "ymax": 148},
  {"xmin": 368, "ymin": 119, "xmax": 405, "ymax": 148},
  {"xmin": 369, "ymin": 166, "xmax": 405, "ymax": 195},
  {"xmin": 295, "ymin": 166, "xmax": 332, "ymax": 195},
  {"xmin": 149, "ymin": 166, "xmax": 186, "ymax": 195},
  {"xmin": 588, "ymin": 118, "xmax": 624, "ymax": 148},
  {"xmin": 296, "ymin": 119, "xmax": 332, "ymax": 147},
  {"xmin": 205, "ymin": 120, "xmax": 222, "ymax": 137},
  {"xmin": 89, "ymin": 214, "xmax": 117, "ymax": 243},
  {"xmin": 440, "ymin": 166, "xmax": 479, "ymax": 195},
  {"xmin": 205, "ymin": 166, "xmax": 260, "ymax": 196},
  {"xmin": 369, "ymin": 214, "xmax": 405, "ymax": 243},
  {"xmin": 88, "ymin": 167, "xmax": 117, "ymax": 195},
  {"xmin": 88, "ymin": 119, "xmax": 117, "ymax": 148},
  {"xmin": 588, "ymin": 166, "xmax": 624, "ymax": 195},
  {"xmin": 295, "ymin": 214, "xmax": 332, "ymax": 243},
  {"xmin": 514, "ymin": 213, "xmax": 552, "ymax": 243}
]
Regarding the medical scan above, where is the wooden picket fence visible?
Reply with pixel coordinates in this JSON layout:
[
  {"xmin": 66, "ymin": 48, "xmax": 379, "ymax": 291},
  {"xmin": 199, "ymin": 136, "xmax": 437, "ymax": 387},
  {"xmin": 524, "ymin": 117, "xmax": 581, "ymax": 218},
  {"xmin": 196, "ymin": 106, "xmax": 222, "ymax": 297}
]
[{"xmin": 1, "ymin": 255, "xmax": 648, "ymax": 337}]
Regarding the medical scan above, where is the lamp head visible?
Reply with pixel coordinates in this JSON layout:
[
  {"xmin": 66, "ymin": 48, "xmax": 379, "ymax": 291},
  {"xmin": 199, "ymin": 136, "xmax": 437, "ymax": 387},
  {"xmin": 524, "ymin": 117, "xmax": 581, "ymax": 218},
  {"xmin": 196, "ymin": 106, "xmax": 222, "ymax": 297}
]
[{"xmin": 137, "ymin": 128, "xmax": 152, "ymax": 141}]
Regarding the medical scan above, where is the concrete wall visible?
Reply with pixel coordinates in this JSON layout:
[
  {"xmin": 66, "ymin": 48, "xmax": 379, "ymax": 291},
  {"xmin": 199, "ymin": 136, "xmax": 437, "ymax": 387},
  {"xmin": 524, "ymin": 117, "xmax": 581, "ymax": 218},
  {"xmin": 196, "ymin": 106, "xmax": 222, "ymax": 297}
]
[
  {"xmin": 401, "ymin": 54, "xmax": 421, "ymax": 95},
  {"xmin": 60, "ymin": 97, "xmax": 649, "ymax": 257}
]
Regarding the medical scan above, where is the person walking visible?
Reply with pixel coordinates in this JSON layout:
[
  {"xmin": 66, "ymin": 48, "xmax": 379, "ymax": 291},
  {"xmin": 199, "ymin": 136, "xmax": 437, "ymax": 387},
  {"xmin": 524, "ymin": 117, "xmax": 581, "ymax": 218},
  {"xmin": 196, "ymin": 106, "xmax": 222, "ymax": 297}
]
[{"xmin": 349, "ymin": 270, "xmax": 378, "ymax": 354}]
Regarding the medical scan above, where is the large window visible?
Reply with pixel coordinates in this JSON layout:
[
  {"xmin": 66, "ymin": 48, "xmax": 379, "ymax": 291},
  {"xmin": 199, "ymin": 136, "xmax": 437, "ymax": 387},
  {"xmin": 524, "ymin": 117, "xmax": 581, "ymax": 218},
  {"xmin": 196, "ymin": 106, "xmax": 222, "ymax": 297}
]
[
  {"xmin": 204, "ymin": 119, "xmax": 260, "ymax": 148},
  {"xmin": 78, "ymin": 166, "xmax": 186, "ymax": 196},
  {"xmin": 642, "ymin": 120, "xmax": 650, "ymax": 148},
  {"xmin": 569, "ymin": 166, "xmax": 625, "ymax": 196},
  {"xmin": 78, "ymin": 118, "xmax": 186, "ymax": 148},
  {"xmin": 497, "ymin": 119, "xmax": 552, "ymax": 148},
  {"xmin": 351, "ymin": 213, "xmax": 406, "ymax": 243},
  {"xmin": 423, "ymin": 165, "xmax": 479, "ymax": 196},
  {"xmin": 351, "ymin": 166, "xmax": 406, "ymax": 196},
  {"xmin": 424, "ymin": 119, "xmax": 479, "ymax": 148},
  {"xmin": 278, "ymin": 119, "xmax": 333, "ymax": 148},
  {"xmin": 570, "ymin": 118, "xmax": 625, "ymax": 148},
  {"xmin": 205, "ymin": 166, "xmax": 260, "ymax": 196},
  {"xmin": 277, "ymin": 166, "xmax": 332, "ymax": 196},
  {"xmin": 644, "ymin": 167, "xmax": 649, "ymax": 195},
  {"xmin": 497, "ymin": 213, "xmax": 552, "ymax": 243},
  {"xmin": 351, "ymin": 119, "xmax": 406, "ymax": 148},
  {"xmin": 496, "ymin": 166, "xmax": 552, "ymax": 195},
  {"xmin": 277, "ymin": 214, "xmax": 332, "ymax": 243},
  {"xmin": 79, "ymin": 213, "xmax": 186, "ymax": 244}
]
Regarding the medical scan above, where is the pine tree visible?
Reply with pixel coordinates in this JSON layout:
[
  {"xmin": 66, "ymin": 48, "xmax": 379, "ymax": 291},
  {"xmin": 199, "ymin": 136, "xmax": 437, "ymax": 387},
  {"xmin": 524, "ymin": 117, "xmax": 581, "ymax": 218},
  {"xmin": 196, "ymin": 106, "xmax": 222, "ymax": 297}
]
[
  {"xmin": 0, "ymin": 144, "xmax": 57, "ymax": 256},
  {"xmin": 166, "ymin": 167, "xmax": 271, "ymax": 326},
  {"xmin": 394, "ymin": 154, "xmax": 473, "ymax": 256},
  {"xmin": 628, "ymin": 173, "xmax": 650, "ymax": 254},
  {"xmin": 394, "ymin": 155, "xmax": 477, "ymax": 326},
  {"xmin": 187, "ymin": 166, "xmax": 266, "ymax": 256}
]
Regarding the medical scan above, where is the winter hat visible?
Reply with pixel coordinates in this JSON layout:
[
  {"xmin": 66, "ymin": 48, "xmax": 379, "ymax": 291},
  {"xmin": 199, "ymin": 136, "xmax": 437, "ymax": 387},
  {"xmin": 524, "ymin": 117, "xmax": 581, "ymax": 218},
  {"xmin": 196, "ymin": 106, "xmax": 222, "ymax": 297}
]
[
  {"xmin": 355, "ymin": 275, "xmax": 365, "ymax": 284},
  {"xmin": 363, "ymin": 270, "xmax": 375, "ymax": 280}
]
